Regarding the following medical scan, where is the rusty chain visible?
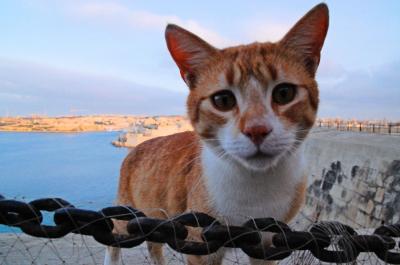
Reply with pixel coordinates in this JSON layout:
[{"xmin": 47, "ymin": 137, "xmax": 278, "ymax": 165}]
[{"xmin": 0, "ymin": 195, "xmax": 400, "ymax": 263}]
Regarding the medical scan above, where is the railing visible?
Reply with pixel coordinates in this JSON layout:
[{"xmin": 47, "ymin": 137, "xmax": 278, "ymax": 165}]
[
  {"xmin": 316, "ymin": 120, "xmax": 400, "ymax": 135},
  {"xmin": 1, "ymin": 195, "xmax": 400, "ymax": 264}
]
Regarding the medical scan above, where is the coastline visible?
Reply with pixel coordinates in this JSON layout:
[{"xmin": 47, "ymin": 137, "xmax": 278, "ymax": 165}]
[
  {"xmin": 0, "ymin": 115, "xmax": 188, "ymax": 133},
  {"xmin": 0, "ymin": 129, "xmax": 121, "ymax": 133}
]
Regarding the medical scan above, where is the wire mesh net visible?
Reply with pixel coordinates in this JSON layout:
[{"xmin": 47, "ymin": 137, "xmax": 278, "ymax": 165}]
[{"xmin": 1, "ymin": 159, "xmax": 400, "ymax": 264}]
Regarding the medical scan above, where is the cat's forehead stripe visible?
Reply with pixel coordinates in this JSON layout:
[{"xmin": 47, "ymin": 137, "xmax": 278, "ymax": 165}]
[
  {"xmin": 222, "ymin": 56, "xmax": 279, "ymax": 89},
  {"xmin": 253, "ymin": 61, "xmax": 268, "ymax": 86},
  {"xmin": 267, "ymin": 64, "xmax": 277, "ymax": 81},
  {"xmin": 225, "ymin": 65, "xmax": 235, "ymax": 87}
]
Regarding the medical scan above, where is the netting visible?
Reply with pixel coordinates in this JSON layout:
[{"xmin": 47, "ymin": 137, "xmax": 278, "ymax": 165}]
[{"xmin": 1, "ymin": 157, "xmax": 400, "ymax": 264}]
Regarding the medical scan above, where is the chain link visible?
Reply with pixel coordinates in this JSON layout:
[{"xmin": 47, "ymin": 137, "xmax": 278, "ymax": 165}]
[{"xmin": 1, "ymin": 195, "xmax": 400, "ymax": 263}]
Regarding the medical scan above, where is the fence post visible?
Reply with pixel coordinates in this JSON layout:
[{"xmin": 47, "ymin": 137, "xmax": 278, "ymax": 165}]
[
  {"xmin": 359, "ymin": 123, "xmax": 362, "ymax": 132},
  {"xmin": 389, "ymin": 124, "xmax": 392, "ymax": 135},
  {"xmin": 372, "ymin": 124, "xmax": 375, "ymax": 133}
]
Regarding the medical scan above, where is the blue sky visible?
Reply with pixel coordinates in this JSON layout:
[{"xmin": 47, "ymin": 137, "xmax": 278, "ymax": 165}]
[{"xmin": 0, "ymin": 0, "xmax": 399, "ymax": 119}]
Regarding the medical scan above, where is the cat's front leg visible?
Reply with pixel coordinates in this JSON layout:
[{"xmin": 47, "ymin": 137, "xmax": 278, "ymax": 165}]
[
  {"xmin": 103, "ymin": 219, "xmax": 127, "ymax": 265},
  {"xmin": 248, "ymin": 233, "xmax": 276, "ymax": 265},
  {"xmin": 184, "ymin": 225, "xmax": 225, "ymax": 265}
]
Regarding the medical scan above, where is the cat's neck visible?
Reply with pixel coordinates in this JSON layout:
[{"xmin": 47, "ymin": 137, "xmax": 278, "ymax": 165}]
[{"xmin": 200, "ymin": 143, "xmax": 305, "ymax": 223}]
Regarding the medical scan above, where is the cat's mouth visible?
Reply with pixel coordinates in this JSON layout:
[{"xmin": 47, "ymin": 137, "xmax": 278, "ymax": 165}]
[
  {"xmin": 231, "ymin": 150, "xmax": 283, "ymax": 170},
  {"xmin": 218, "ymin": 138, "xmax": 290, "ymax": 170},
  {"xmin": 247, "ymin": 150, "xmax": 276, "ymax": 160}
]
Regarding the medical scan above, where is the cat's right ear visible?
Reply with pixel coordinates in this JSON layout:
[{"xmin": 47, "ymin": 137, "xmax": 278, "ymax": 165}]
[{"xmin": 165, "ymin": 24, "xmax": 217, "ymax": 88}]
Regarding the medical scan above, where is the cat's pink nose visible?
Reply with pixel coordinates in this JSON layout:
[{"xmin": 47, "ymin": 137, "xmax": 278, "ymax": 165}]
[{"xmin": 242, "ymin": 125, "xmax": 272, "ymax": 146}]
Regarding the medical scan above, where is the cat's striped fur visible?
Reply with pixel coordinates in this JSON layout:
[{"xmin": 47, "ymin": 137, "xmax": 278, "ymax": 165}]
[{"xmin": 105, "ymin": 3, "xmax": 329, "ymax": 265}]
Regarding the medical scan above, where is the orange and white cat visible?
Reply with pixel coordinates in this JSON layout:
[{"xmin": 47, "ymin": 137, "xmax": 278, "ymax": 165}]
[{"xmin": 105, "ymin": 3, "xmax": 328, "ymax": 265}]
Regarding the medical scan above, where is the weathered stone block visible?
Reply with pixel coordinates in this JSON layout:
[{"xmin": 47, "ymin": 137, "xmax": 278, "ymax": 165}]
[
  {"xmin": 393, "ymin": 214, "xmax": 400, "ymax": 224},
  {"xmin": 359, "ymin": 199, "xmax": 374, "ymax": 215},
  {"xmin": 393, "ymin": 183, "xmax": 400, "ymax": 192},
  {"xmin": 334, "ymin": 196, "xmax": 347, "ymax": 208},
  {"xmin": 357, "ymin": 182, "xmax": 369, "ymax": 196},
  {"xmin": 374, "ymin": 205, "xmax": 382, "ymax": 218},
  {"xmin": 366, "ymin": 200, "xmax": 375, "ymax": 215},
  {"xmin": 374, "ymin": 187, "xmax": 385, "ymax": 203},
  {"xmin": 385, "ymin": 175, "xmax": 395, "ymax": 186},
  {"xmin": 383, "ymin": 192, "xmax": 396, "ymax": 205},
  {"xmin": 347, "ymin": 204, "xmax": 359, "ymax": 220},
  {"xmin": 331, "ymin": 184, "xmax": 343, "ymax": 199},
  {"xmin": 376, "ymin": 173, "xmax": 384, "ymax": 187},
  {"xmin": 356, "ymin": 210, "xmax": 369, "ymax": 226}
]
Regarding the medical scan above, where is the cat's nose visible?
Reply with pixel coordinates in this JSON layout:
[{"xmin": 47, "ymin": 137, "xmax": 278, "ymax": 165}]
[{"xmin": 242, "ymin": 125, "xmax": 272, "ymax": 146}]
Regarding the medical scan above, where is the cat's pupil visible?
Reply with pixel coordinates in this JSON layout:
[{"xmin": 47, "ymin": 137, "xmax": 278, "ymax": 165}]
[
  {"xmin": 211, "ymin": 90, "xmax": 236, "ymax": 111},
  {"xmin": 272, "ymin": 83, "xmax": 297, "ymax": 105}
]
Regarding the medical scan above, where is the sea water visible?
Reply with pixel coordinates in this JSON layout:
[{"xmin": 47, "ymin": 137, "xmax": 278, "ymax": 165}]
[{"xmin": 0, "ymin": 132, "xmax": 128, "ymax": 232}]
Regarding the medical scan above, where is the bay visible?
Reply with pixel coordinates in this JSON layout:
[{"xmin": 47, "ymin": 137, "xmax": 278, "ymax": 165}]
[{"xmin": 0, "ymin": 132, "xmax": 128, "ymax": 232}]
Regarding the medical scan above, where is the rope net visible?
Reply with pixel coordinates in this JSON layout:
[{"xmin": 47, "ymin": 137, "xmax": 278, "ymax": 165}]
[{"xmin": 1, "ymin": 160, "xmax": 400, "ymax": 264}]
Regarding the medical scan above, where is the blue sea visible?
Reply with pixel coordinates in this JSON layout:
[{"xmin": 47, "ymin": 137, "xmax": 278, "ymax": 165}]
[{"xmin": 0, "ymin": 132, "xmax": 128, "ymax": 232}]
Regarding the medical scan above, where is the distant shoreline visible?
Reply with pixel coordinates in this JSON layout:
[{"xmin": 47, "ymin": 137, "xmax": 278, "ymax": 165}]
[
  {"xmin": 0, "ymin": 115, "xmax": 188, "ymax": 133},
  {"xmin": 0, "ymin": 129, "xmax": 121, "ymax": 133},
  {"xmin": 1, "ymin": 115, "xmax": 398, "ymax": 134}
]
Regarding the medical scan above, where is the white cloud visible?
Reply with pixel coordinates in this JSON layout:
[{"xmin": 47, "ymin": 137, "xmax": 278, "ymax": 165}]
[
  {"xmin": 0, "ymin": 59, "xmax": 186, "ymax": 116},
  {"xmin": 242, "ymin": 19, "xmax": 290, "ymax": 42},
  {"xmin": 317, "ymin": 59, "xmax": 348, "ymax": 88},
  {"xmin": 318, "ymin": 59, "xmax": 348, "ymax": 79},
  {"xmin": 318, "ymin": 61, "xmax": 400, "ymax": 120},
  {"xmin": 71, "ymin": 2, "xmax": 232, "ymax": 47}
]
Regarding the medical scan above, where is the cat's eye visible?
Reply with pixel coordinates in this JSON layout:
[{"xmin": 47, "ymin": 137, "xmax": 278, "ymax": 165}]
[
  {"xmin": 210, "ymin": 90, "xmax": 237, "ymax": 111},
  {"xmin": 272, "ymin": 83, "xmax": 297, "ymax": 105}
]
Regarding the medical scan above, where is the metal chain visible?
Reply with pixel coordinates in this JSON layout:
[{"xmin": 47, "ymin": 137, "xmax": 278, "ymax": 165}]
[{"xmin": 0, "ymin": 195, "xmax": 399, "ymax": 263}]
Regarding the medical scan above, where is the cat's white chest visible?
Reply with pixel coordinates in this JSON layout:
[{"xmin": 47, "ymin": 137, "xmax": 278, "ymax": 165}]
[{"xmin": 201, "ymin": 146, "xmax": 304, "ymax": 225}]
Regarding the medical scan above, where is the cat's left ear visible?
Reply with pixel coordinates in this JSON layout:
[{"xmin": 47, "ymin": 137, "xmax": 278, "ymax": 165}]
[
  {"xmin": 280, "ymin": 3, "xmax": 329, "ymax": 76},
  {"xmin": 165, "ymin": 24, "xmax": 218, "ymax": 88}
]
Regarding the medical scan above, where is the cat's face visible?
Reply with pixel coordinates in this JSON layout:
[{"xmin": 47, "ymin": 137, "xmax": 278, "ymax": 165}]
[{"xmin": 166, "ymin": 4, "xmax": 329, "ymax": 170}]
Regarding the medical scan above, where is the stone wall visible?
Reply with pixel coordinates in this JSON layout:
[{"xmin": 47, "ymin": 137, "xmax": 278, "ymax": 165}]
[
  {"xmin": 300, "ymin": 129, "xmax": 400, "ymax": 228},
  {"xmin": 304, "ymin": 159, "xmax": 400, "ymax": 228}
]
